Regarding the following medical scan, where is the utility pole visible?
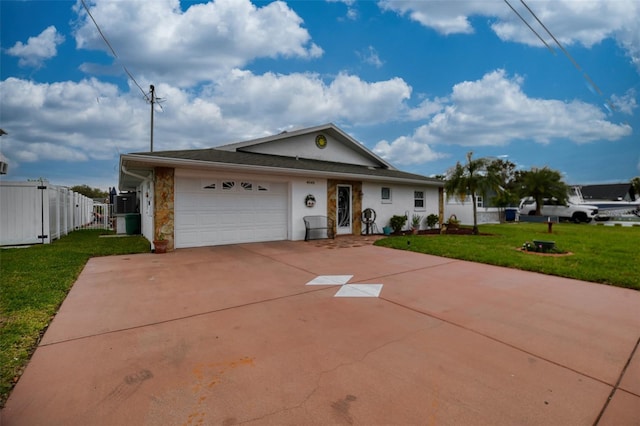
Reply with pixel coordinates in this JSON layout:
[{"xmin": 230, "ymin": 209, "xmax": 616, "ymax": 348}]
[{"xmin": 149, "ymin": 84, "xmax": 155, "ymax": 152}]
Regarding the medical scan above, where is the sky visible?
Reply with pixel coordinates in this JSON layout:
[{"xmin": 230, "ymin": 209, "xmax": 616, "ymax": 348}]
[{"xmin": 1, "ymin": 0, "xmax": 639, "ymax": 191}]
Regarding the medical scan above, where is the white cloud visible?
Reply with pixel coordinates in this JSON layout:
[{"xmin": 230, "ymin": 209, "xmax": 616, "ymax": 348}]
[
  {"xmin": 611, "ymin": 89, "xmax": 637, "ymax": 115},
  {"xmin": 357, "ymin": 46, "xmax": 384, "ymax": 68},
  {"xmin": 210, "ymin": 70, "xmax": 411, "ymax": 127},
  {"xmin": 373, "ymin": 136, "xmax": 447, "ymax": 166},
  {"xmin": 378, "ymin": 0, "xmax": 505, "ymax": 35},
  {"xmin": 3, "ymin": 67, "xmax": 629, "ymax": 170},
  {"xmin": 0, "ymin": 69, "xmax": 413, "ymax": 165},
  {"xmin": 0, "ymin": 77, "xmax": 147, "ymax": 162},
  {"xmin": 327, "ymin": 0, "xmax": 358, "ymax": 20},
  {"xmin": 6, "ymin": 26, "xmax": 65, "ymax": 68},
  {"xmin": 73, "ymin": 0, "xmax": 322, "ymax": 87},
  {"xmin": 374, "ymin": 69, "xmax": 632, "ymax": 164},
  {"xmin": 424, "ymin": 70, "xmax": 631, "ymax": 145},
  {"xmin": 378, "ymin": 0, "xmax": 640, "ymax": 72},
  {"xmin": 406, "ymin": 98, "xmax": 446, "ymax": 121}
]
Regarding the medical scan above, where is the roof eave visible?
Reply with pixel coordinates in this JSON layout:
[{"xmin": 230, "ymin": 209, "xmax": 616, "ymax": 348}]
[{"xmin": 120, "ymin": 154, "xmax": 442, "ymax": 187}]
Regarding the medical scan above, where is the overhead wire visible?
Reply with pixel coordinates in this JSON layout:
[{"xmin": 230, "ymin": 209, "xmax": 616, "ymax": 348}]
[
  {"xmin": 506, "ymin": 0, "xmax": 616, "ymax": 111},
  {"xmin": 79, "ymin": 0, "xmax": 149, "ymax": 101},
  {"xmin": 502, "ymin": 0, "xmax": 555, "ymax": 55}
]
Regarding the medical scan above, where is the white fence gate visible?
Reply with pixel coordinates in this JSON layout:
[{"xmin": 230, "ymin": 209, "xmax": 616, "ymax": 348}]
[{"xmin": 0, "ymin": 180, "xmax": 111, "ymax": 246}]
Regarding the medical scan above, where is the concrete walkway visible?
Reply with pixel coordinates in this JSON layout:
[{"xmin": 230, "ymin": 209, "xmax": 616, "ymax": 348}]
[{"xmin": 2, "ymin": 239, "xmax": 639, "ymax": 425}]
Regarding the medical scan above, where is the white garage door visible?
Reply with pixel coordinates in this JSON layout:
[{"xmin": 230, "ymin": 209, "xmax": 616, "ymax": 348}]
[{"xmin": 175, "ymin": 176, "xmax": 288, "ymax": 248}]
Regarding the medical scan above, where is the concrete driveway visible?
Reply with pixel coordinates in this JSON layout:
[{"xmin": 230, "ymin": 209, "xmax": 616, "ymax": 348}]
[{"xmin": 2, "ymin": 239, "xmax": 639, "ymax": 425}]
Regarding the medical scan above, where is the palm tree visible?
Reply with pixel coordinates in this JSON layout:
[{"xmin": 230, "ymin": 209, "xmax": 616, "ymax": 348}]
[
  {"xmin": 444, "ymin": 152, "xmax": 501, "ymax": 235},
  {"xmin": 516, "ymin": 167, "xmax": 569, "ymax": 215}
]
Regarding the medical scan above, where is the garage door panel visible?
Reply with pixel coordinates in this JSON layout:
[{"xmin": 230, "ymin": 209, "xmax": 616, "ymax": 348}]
[
  {"xmin": 175, "ymin": 212, "xmax": 198, "ymax": 227},
  {"xmin": 175, "ymin": 177, "xmax": 288, "ymax": 248}
]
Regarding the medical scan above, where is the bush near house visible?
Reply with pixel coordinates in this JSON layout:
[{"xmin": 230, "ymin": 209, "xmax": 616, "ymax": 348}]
[
  {"xmin": 425, "ymin": 214, "xmax": 439, "ymax": 229},
  {"xmin": 389, "ymin": 215, "xmax": 408, "ymax": 233}
]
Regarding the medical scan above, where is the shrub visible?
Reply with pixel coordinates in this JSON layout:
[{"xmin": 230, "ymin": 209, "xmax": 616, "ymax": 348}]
[
  {"xmin": 425, "ymin": 214, "xmax": 439, "ymax": 228},
  {"xmin": 389, "ymin": 215, "xmax": 407, "ymax": 233}
]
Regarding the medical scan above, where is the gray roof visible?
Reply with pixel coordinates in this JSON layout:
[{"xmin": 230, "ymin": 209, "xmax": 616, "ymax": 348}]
[
  {"xmin": 580, "ymin": 183, "xmax": 635, "ymax": 201},
  {"xmin": 123, "ymin": 147, "xmax": 442, "ymax": 185}
]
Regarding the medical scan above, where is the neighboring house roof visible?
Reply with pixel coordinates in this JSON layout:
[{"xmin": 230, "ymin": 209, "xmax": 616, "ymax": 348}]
[
  {"xmin": 119, "ymin": 124, "xmax": 442, "ymax": 191},
  {"xmin": 579, "ymin": 184, "xmax": 636, "ymax": 201}
]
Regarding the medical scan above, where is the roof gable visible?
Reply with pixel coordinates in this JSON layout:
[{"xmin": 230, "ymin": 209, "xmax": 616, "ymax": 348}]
[{"xmin": 217, "ymin": 123, "xmax": 394, "ymax": 169}]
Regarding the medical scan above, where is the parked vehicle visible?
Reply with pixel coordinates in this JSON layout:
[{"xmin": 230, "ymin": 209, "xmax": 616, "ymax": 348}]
[
  {"xmin": 569, "ymin": 186, "xmax": 640, "ymax": 219},
  {"xmin": 518, "ymin": 197, "xmax": 599, "ymax": 223}
]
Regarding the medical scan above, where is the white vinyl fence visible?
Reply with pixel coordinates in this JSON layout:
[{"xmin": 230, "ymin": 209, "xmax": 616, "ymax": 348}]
[{"xmin": 0, "ymin": 180, "xmax": 112, "ymax": 246}]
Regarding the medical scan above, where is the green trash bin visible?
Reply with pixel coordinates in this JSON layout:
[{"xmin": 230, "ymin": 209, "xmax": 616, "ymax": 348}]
[{"xmin": 125, "ymin": 213, "xmax": 141, "ymax": 235}]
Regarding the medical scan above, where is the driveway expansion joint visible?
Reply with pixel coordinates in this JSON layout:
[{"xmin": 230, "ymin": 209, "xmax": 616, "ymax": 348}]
[
  {"xmin": 593, "ymin": 335, "xmax": 640, "ymax": 425},
  {"xmin": 379, "ymin": 296, "xmax": 617, "ymax": 390}
]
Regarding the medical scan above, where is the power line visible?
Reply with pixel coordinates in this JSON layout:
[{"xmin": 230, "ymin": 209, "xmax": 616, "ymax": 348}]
[
  {"xmin": 79, "ymin": 0, "xmax": 148, "ymax": 101},
  {"xmin": 506, "ymin": 0, "xmax": 615, "ymax": 111},
  {"xmin": 503, "ymin": 0, "xmax": 555, "ymax": 55},
  {"xmin": 519, "ymin": 1, "xmax": 582, "ymax": 71}
]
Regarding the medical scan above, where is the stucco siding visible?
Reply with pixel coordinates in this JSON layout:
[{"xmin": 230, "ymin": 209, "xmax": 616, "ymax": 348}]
[
  {"xmin": 362, "ymin": 182, "xmax": 440, "ymax": 232},
  {"xmin": 240, "ymin": 133, "xmax": 379, "ymax": 167}
]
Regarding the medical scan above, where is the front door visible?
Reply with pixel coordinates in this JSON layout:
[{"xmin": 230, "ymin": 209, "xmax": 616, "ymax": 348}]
[{"xmin": 337, "ymin": 185, "xmax": 352, "ymax": 235}]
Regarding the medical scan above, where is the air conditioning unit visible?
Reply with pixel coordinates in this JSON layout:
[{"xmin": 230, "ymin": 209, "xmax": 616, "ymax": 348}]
[
  {"xmin": 116, "ymin": 194, "xmax": 137, "ymax": 214},
  {"xmin": 0, "ymin": 161, "xmax": 7, "ymax": 174}
]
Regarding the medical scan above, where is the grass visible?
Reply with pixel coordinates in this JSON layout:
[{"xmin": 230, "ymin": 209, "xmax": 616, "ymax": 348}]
[
  {"xmin": 0, "ymin": 230, "xmax": 150, "ymax": 406},
  {"xmin": 375, "ymin": 222, "xmax": 640, "ymax": 290}
]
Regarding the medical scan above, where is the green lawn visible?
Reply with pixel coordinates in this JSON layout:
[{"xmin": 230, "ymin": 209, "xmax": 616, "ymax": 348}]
[
  {"xmin": 375, "ymin": 222, "xmax": 640, "ymax": 290},
  {"xmin": 0, "ymin": 230, "xmax": 150, "ymax": 406}
]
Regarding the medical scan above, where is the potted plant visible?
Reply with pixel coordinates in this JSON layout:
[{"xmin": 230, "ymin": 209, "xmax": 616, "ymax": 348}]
[
  {"xmin": 389, "ymin": 215, "xmax": 407, "ymax": 234},
  {"xmin": 153, "ymin": 232, "xmax": 169, "ymax": 254},
  {"xmin": 411, "ymin": 214, "xmax": 422, "ymax": 234},
  {"xmin": 425, "ymin": 213, "xmax": 439, "ymax": 229}
]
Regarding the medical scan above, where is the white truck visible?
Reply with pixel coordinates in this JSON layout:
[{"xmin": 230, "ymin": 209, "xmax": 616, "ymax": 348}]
[{"xmin": 518, "ymin": 197, "xmax": 599, "ymax": 223}]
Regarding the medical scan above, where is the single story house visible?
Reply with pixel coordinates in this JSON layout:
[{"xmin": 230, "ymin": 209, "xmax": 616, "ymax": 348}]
[{"xmin": 118, "ymin": 123, "xmax": 444, "ymax": 251}]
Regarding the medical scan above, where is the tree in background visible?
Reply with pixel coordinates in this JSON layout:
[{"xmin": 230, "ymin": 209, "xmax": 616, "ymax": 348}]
[
  {"xmin": 486, "ymin": 158, "xmax": 520, "ymax": 207},
  {"xmin": 515, "ymin": 167, "xmax": 569, "ymax": 215},
  {"xmin": 631, "ymin": 177, "xmax": 640, "ymax": 200},
  {"xmin": 444, "ymin": 152, "xmax": 501, "ymax": 235},
  {"xmin": 71, "ymin": 185, "xmax": 108, "ymax": 199}
]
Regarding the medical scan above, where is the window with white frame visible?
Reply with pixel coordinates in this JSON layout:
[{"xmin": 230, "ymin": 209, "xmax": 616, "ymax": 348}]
[
  {"xmin": 414, "ymin": 191, "xmax": 425, "ymax": 209},
  {"xmin": 381, "ymin": 187, "xmax": 392, "ymax": 203},
  {"xmin": 476, "ymin": 195, "xmax": 483, "ymax": 208}
]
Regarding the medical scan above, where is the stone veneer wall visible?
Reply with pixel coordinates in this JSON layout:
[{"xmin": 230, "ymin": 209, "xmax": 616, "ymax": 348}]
[
  {"xmin": 327, "ymin": 180, "xmax": 363, "ymax": 235},
  {"xmin": 154, "ymin": 167, "xmax": 175, "ymax": 251}
]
